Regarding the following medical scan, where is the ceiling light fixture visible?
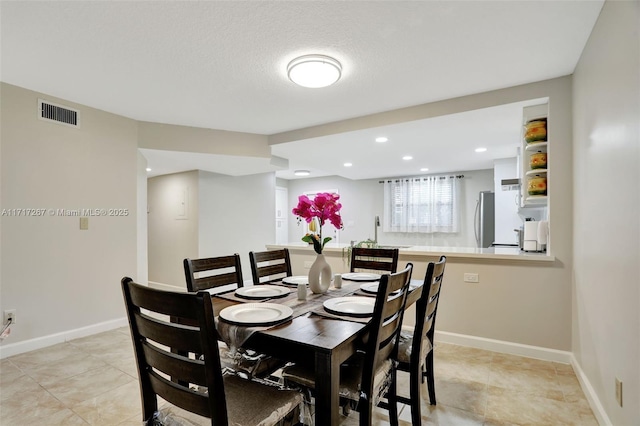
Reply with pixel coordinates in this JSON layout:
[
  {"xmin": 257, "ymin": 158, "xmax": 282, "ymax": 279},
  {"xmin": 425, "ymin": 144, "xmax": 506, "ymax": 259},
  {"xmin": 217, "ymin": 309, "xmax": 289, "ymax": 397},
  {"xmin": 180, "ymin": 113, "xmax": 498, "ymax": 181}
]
[
  {"xmin": 146, "ymin": 168, "xmax": 152, "ymax": 172},
  {"xmin": 344, "ymin": 162, "xmax": 353, "ymax": 167},
  {"xmin": 475, "ymin": 147, "xmax": 487, "ymax": 153},
  {"xmin": 420, "ymin": 168, "xmax": 429, "ymax": 172},
  {"xmin": 403, "ymin": 156, "xmax": 413, "ymax": 161},
  {"xmin": 375, "ymin": 137, "xmax": 388, "ymax": 143},
  {"xmin": 287, "ymin": 54, "xmax": 342, "ymax": 88},
  {"xmin": 294, "ymin": 170, "xmax": 311, "ymax": 176}
]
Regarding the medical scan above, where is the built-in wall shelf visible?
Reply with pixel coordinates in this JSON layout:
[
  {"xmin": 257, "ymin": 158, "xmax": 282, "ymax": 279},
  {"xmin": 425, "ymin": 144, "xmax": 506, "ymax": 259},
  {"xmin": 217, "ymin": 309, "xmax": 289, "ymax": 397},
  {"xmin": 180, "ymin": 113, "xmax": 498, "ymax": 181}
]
[
  {"xmin": 525, "ymin": 142, "xmax": 548, "ymax": 152},
  {"xmin": 526, "ymin": 169, "xmax": 547, "ymax": 176}
]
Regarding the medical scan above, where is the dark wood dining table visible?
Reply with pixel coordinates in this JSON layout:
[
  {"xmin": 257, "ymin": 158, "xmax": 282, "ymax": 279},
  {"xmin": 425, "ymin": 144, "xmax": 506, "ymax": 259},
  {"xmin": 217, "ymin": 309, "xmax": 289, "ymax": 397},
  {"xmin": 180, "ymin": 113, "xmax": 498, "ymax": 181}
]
[{"xmin": 211, "ymin": 277, "xmax": 423, "ymax": 426}]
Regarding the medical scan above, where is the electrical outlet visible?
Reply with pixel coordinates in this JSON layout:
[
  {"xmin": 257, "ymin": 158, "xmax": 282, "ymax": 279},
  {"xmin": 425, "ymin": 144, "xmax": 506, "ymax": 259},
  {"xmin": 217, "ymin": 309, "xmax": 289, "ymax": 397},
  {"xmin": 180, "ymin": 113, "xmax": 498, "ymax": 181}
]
[
  {"xmin": 463, "ymin": 273, "xmax": 479, "ymax": 283},
  {"xmin": 3, "ymin": 309, "xmax": 16, "ymax": 325},
  {"xmin": 615, "ymin": 378, "xmax": 623, "ymax": 407}
]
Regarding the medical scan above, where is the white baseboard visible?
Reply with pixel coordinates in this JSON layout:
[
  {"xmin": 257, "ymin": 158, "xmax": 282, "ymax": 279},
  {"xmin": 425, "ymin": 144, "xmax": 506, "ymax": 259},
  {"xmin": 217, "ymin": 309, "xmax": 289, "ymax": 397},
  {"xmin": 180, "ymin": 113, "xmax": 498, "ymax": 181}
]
[
  {"xmin": 0, "ymin": 317, "xmax": 127, "ymax": 359},
  {"xmin": 432, "ymin": 330, "xmax": 573, "ymax": 363},
  {"xmin": 570, "ymin": 354, "xmax": 612, "ymax": 426}
]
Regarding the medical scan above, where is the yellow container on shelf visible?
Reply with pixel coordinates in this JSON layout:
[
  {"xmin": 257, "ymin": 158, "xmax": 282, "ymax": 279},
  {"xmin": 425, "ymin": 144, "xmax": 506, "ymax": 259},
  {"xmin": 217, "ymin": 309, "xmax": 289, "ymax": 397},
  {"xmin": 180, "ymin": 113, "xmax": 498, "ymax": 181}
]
[
  {"xmin": 530, "ymin": 152, "xmax": 547, "ymax": 169},
  {"xmin": 527, "ymin": 175, "xmax": 547, "ymax": 196},
  {"xmin": 525, "ymin": 118, "xmax": 547, "ymax": 143}
]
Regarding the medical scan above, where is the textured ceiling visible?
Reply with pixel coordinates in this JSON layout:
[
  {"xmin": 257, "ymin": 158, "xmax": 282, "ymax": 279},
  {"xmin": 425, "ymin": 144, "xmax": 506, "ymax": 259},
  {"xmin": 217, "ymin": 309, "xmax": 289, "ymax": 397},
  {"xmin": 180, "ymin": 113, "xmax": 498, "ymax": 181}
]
[{"xmin": 1, "ymin": 1, "xmax": 603, "ymax": 178}]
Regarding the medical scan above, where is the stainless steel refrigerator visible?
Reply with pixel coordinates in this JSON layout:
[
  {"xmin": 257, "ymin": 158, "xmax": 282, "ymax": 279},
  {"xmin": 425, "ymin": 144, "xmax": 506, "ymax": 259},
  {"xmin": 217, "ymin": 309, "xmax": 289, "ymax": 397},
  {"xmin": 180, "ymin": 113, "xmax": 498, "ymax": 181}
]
[{"xmin": 474, "ymin": 191, "xmax": 495, "ymax": 248}]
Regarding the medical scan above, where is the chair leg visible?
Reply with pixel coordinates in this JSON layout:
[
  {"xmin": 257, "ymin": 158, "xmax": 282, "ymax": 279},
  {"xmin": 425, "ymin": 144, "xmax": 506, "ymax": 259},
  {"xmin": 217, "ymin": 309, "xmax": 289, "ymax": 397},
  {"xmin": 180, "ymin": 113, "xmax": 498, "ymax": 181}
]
[
  {"xmin": 409, "ymin": 364, "xmax": 422, "ymax": 426},
  {"xmin": 425, "ymin": 351, "xmax": 436, "ymax": 405},
  {"xmin": 387, "ymin": 369, "xmax": 399, "ymax": 426}
]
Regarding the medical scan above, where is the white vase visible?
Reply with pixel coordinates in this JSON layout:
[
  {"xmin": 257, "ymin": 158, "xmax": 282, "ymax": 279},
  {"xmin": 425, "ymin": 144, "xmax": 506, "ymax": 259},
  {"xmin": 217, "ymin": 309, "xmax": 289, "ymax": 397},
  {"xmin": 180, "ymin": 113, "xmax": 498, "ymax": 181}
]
[{"xmin": 308, "ymin": 253, "xmax": 332, "ymax": 294}]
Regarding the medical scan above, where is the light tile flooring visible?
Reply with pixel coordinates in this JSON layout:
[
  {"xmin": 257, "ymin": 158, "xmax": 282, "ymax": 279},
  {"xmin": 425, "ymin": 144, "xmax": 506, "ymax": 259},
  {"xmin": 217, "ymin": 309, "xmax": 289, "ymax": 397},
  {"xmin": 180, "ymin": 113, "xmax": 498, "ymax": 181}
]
[{"xmin": 0, "ymin": 328, "xmax": 597, "ymax": 425}]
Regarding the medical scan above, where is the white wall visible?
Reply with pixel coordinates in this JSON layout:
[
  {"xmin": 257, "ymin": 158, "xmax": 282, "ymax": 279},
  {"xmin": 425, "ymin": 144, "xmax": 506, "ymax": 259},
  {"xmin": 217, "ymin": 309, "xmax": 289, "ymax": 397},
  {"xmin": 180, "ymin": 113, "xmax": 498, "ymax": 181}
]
[
  {"xmin": 0, "ymin": 83, "xmax": 138, "ymax": 351},
  {"xmin": 198, "ymin": 171, "xmax": 276, "ymax": 282},
  {"xmin": 572, "ymin": 1, "xmax": 640, "ymax": 424},
  {"xmin": 493, "ymin": 157, "xmax": 522, "ymax": 245},
  {"xmin": 147, "ymin": 171, "xmax": 199, "ymax": 287},
  {"xmin": 287, "ymin": 170, "xmax": 494, "ymax": 248}
]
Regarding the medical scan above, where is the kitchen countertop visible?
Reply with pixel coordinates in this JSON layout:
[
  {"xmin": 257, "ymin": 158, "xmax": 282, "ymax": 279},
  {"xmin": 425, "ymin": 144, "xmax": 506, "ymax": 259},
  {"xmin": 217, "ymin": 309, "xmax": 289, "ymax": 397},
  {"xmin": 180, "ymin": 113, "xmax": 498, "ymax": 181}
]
[{"xmin": 266, "ymin": 243, "xmax": 555, "ymax": 262}]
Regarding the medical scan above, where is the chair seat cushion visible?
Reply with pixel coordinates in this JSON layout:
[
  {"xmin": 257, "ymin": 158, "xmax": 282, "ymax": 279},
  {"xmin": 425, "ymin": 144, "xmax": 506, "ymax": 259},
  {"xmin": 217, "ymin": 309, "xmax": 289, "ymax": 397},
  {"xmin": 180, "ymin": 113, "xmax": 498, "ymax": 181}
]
[
  {"xmin": 156, "ymin": 375, "xmax": 302, "ymax": 426},
  {"xmin": 397, "ymin": 332, "xmax": 432, "ymax": 364},
  {"xmin": 282, "ymin": 352, "xmax": 393, "ymax": 403}
]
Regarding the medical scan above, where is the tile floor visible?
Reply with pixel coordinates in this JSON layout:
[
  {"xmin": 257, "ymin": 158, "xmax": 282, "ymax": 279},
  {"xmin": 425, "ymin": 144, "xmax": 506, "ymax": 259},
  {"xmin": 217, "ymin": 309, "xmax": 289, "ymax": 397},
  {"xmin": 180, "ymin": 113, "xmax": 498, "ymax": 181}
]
[{"xmin": 0, "ymin": 328, "xmax": 597, "ymax": 425}]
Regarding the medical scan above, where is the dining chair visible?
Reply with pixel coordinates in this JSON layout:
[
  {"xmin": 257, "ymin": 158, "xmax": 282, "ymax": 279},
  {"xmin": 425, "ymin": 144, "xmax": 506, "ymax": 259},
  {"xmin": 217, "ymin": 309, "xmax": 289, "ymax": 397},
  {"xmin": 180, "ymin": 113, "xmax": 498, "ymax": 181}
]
[
  {"xmin": 350, "ymin": 247, "xmax": 399, "ymax": 274},
  {"xmin": 183, "ymin": 254, "xmax": 283, "ymax": 380},
  {"xmin": 249, "ymin": 248, "xmax": 292, "ymax": 285},
  {"xmin": 121, "ymin": 277, "xmax": 302, "ymax": 426},
  {"xmin": 282, "ymin": 263, "xmax": 413, "ymax": 426},
  {"xmin": 395, "ymin": 255, "xmax": 446, "ymax": 425},
  {"xmin": 184, "ymin": 254, "xmax": 244, "ymax": 293}
]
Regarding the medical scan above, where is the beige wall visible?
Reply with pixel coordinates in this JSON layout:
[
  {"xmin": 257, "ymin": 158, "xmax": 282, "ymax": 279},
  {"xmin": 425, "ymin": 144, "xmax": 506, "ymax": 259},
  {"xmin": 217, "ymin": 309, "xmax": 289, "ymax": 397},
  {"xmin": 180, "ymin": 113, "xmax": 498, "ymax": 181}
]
[
  {"xmin": 572, "ymin": 1, "xmax": 640, "ymax": 424},
  {"xmin": 0, "ymin": 83, "xmax": 139, "ymax": 349},
  {"xmin": 147, "ymin": 170, "xmax": 200, "ymax": 288}
]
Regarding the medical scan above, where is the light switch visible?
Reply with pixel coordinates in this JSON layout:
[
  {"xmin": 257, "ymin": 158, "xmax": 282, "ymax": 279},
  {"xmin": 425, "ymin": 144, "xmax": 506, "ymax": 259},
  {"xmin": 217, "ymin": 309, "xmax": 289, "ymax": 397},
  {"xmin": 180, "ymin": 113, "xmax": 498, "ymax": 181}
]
[{"xmin": 80, "ymin": 217, "xmax": 89, "ymax": 230}]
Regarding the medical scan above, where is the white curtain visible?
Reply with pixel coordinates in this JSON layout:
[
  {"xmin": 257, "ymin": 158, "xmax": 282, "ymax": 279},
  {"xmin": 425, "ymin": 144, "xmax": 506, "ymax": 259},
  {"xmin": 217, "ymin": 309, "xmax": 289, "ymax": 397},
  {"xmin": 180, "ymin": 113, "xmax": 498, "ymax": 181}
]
[{"xmin": 382, "ymin": 176, "xmax": 460, "ymax": 233}]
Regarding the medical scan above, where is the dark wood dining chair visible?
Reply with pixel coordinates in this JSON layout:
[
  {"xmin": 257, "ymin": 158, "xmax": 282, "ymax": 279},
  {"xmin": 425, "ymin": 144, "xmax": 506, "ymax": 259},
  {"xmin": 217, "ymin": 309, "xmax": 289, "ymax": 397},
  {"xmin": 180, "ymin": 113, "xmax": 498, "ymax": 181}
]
[
  {"xmin": 184, "ymin": 254, "xmax": 244, "ymax": 293},
  {"xmin": 282, "ymin": 263, "xmax": 413, "ymax": 426},
  {"xmin": 395, "ymin": 255, "xmax": 446, "ymax": 425},
  {"xmin": 184, "ymin": 254, "xmax": 283, "ymax": 379},
  {"xmin": 121, "ymin": 277, "xmax": 302, "ymax": 426},
  {"xmin": 249, "ymin": 249, "xmax": 292, "ymax": 284},
  {"xmin": 350, "ymin": 247, "xmax": 399, "ymax": 274}
]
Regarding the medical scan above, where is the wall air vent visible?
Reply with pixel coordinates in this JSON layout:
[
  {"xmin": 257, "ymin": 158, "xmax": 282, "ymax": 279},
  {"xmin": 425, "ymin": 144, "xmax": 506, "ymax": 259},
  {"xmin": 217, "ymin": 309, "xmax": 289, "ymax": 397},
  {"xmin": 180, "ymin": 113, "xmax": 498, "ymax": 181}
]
[{"xmin": 38, "ymin": 99, "xmax": 80, "ymax": 128}]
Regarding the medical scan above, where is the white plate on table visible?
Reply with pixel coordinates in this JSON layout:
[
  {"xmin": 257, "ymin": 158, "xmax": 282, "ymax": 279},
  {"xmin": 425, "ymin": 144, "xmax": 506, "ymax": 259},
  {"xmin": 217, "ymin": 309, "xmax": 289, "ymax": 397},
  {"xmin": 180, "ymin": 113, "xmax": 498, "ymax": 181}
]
[
  {"xmin": 235, "ymin": 285, "xmax": 290, "ymax": 300},
  {"xmin": 341, "ymin": 272, "xmax": 381, "ymax": 282},
  {"xmin": 219, "ymin": 303, "xmax": 293, "ymax": 326},
  {"xmin": 282, "ymin": 276, "xmax": 308, "ymax": 286},
  {"xmin": 323, "ymin": 297, "xmax": 376, "ymax": 318},
  {"xmin": 359, "ymin": 282, "xmax": 380, "ymax": 294}
]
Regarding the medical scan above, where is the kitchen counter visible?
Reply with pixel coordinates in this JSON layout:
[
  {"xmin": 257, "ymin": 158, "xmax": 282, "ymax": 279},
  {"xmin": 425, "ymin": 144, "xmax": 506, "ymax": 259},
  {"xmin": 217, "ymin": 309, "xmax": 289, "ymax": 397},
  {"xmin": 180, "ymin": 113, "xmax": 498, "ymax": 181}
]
[{"xmin": 266, "ymin": 242, "xmax": 555, "ymax": 262}]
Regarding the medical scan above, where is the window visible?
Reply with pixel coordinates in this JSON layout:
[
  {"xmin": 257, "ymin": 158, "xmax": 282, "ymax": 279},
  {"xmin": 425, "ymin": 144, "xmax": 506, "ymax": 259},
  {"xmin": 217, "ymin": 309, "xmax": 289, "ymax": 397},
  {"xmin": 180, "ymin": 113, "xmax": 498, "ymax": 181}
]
[{"xmin": 382, "ymin": 176, "xmax": 460, "ymax": 233}]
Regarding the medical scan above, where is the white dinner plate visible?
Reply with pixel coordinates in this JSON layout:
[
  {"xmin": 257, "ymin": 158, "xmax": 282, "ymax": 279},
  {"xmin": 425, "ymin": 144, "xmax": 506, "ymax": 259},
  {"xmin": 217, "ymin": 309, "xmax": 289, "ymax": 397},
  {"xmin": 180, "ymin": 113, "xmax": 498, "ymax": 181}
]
[
  {"xmin": 219, "ymin": 303, "xmax": 293, "ymax": 326},
  {"xmin": 323, "ymin": 297, "xmax": 376, "ymax": 318},
  {"xmin": 235, "ymin": 285, "xmax": 290, "ymax": 300},
  {"xmin": 341, "ymin": 272, "xmax": 381, "ymax": 282},
  {"xmin": 359, "ymin": 282, "xmax": 380, "ymax": 294},
  {"xmin": 282, "ymin": 276, "xmax": 308, "ymax": 286}
]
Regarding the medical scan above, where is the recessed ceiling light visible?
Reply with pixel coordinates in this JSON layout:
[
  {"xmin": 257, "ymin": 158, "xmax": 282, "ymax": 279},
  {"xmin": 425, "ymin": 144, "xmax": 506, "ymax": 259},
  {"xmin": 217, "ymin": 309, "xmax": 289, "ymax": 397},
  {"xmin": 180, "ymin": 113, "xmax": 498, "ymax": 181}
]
[
  {"xmin": 375, "ymin": 137, "xmax": 388, "ymax": 143},
  {"xmin": 475, "ymin": 147, "xmax": 487, "ymax": 153},
  {"xmin": 420, "ymin": 168, "xmax": 429, "ymax": 172},
  {"xmin": 294, "ymin": 170, "xmax": 311, "ymax": 176},
  {"xmin": 344, "ymin": 162, "xmax": 353, "ymax": 167},
  {"xmin": 146, "ymin": 168, "xmax": 152, "ymax": 172},
  {"xmin": 403, "ymin": 156, "xmax": 413, "ymax": 161},
  {"xmin": 287, "ymin": 54, "xmax": 342, "ymax": 88}
]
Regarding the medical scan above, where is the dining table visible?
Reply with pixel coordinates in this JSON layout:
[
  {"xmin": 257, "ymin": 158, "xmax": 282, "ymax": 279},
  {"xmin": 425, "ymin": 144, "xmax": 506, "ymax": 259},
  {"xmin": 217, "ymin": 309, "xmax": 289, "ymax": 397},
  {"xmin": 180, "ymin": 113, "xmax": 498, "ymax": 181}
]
[{"xmin": 210, "ymin": 274, "xmax": 423, "ymax": 426}]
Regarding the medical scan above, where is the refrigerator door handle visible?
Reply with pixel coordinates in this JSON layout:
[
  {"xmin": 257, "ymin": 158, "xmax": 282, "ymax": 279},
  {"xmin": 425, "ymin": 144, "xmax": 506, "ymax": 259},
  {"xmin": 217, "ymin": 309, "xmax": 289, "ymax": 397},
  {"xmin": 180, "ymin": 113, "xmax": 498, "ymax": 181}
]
[{"xmin": 474, "ymin": 199, "xmax": 480, "ymax": 247}]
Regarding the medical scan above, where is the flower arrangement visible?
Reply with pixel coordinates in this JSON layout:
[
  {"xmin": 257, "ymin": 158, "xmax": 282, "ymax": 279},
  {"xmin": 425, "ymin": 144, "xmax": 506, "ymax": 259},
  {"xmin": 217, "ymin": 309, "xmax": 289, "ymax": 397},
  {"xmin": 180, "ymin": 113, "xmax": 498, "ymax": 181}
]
[{"xmin": 292, "ymin": 192, "xmax": 343, "ymax": 254}]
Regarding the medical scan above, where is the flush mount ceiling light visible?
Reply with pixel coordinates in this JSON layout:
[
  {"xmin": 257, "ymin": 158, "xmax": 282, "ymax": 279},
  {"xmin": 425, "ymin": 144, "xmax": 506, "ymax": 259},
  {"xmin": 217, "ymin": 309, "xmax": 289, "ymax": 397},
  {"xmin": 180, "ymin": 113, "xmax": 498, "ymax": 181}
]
[
  {"xmin": 475, "ymin": 147, "xmax": 487, "ymax": 153},
  {"xmin": 420, "ymin": 167, "xmax": 429, "ymax": 172},
  {"xmin": 145, "ymin": 168, "xmax": 152, "ymax": 172},
  {"xmin": 294, "ymin": 170, "xmax": 310, "ymax": 176},
  {"xmin": 287, "ymin": 54, "xmax": 342, "ymax": 88},
  {"xmin": 343, "ymin": 162, "xmax": 353, "ymax": 167},
  {"xmin": 375, "ymin": 137, "xmax": 388, "ymax": 143},
  {"xmin": 402, "ymin": 155, "xmax": 413, "ymax": 161}
]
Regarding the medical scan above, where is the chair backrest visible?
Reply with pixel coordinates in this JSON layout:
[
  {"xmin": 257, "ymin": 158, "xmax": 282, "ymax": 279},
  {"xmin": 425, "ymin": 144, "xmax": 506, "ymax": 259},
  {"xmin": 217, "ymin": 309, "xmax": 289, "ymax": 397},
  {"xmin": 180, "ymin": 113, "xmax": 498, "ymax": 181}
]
[
  {"xmin": 350, "ymin": 247, "xmax": 399, "ymax": 274},
  {"xmin": 184, "ymin": 254, "xmax": 244, "ymax": 293},
  {"xmin": 121, "ymin": 277, "xmax": 228, "ymax": 425},
  {"xmin": 249, "ymin": 249, "xmax": 292, "ymax": 284},
  {"xmin": 360, "ymin": 263, "xmax": 413, "ymax": 405},
  {"xmin": 412, "ymin": 256, "xmax": 447, "ymax": 366}
]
